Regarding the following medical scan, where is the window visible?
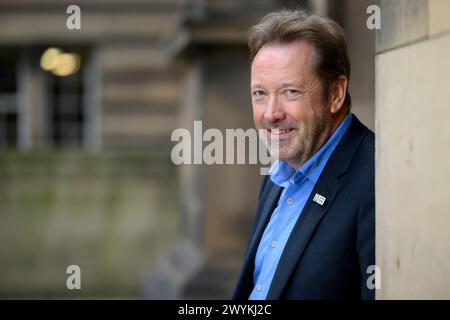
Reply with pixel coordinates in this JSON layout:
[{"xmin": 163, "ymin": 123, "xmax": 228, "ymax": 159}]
[
  {"xmin": 42, "ymin": 47, "xmax": 85, "ymax": 147},
  {"xmin": 47, "ymin": 67, "xmax": 84, "ymax": 146},
  {"xmin": 0, "ymin": 49, "xmax": 18, "ymax": 147}
]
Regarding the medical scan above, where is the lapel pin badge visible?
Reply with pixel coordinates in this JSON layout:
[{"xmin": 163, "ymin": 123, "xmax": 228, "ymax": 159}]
[{"xmin": 313, "ymin": 193, "xmax": 326, "ymax": 206}]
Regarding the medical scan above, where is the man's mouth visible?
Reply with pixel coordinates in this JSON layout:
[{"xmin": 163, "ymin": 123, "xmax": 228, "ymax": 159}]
[
  {"xmin": 269, "ymin": 128, "xmax": 293, "ymax": 134},
  {"xmin": 267, "ymin": 128, "xmax": 295, "ymax": 139}
]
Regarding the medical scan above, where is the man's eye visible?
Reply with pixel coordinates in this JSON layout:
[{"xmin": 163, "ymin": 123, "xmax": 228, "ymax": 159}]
[
  {"xmin": 252, "ymin": 90, "xmax": 266, "ymax": 98},
  {"xmin": 285, "ymin": 89, "xmax": 300, "ymax": 97}
]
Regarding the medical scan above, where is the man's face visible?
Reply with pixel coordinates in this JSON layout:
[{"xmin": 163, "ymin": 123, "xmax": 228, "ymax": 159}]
[{"xmin": 251, "ymin": 40, "xmax": 333, "ymax": 169}]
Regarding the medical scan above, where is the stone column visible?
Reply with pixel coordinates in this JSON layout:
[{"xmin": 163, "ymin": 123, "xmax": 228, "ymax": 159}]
[{"xmin": 376, "ymin": 0, "xmax": 450, "ymax": 299}]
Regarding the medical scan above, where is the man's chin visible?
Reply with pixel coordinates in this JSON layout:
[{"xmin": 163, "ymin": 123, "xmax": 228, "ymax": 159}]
[{"xmin": 268, "ymin": 149, "xmax": 295, "ymax": 162}]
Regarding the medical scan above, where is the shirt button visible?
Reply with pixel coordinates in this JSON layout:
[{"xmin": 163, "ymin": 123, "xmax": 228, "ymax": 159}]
[
  {"xmin": 257, "ymin": 284, "xmax": 263, "ymax": 292},
  {"xmin": 271, "ymin": 240, "xmax": 278, "ymax": 248},
  {"xmin": 287, "ymin": 197, "xmax": 293, "ymax": 205}
]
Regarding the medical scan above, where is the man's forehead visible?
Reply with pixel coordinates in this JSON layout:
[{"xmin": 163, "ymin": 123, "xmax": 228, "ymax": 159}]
[
  {"xmin": 253, "ymin": 41, "xmax": 315, "ymax": 63},
  {"xmin": 251, "ymin": 41, "xmax": 316, "ymax": 86}
]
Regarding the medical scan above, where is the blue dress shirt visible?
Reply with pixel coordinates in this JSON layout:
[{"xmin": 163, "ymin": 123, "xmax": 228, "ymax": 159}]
[{"xmin": 249, "ymin": 113, "xmax": 353, "ymax": 299}]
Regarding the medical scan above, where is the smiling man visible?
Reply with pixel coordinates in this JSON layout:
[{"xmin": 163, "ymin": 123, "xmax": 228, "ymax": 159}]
[{"xmin": 233, "ymin": 9, "xmax": 375, "ymax": 300}]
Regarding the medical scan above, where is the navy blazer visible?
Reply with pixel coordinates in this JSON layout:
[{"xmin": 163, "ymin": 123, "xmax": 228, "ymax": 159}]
[{"xmin": 233, "ymin": 114, "xmax": 375, "ymax": 300}]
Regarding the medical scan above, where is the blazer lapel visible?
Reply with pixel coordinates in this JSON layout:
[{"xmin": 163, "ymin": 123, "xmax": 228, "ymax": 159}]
[
  {"xmin": 236, "ymin": 182, "xmax": 283, "ymax": 297},
  {"xmin": 248, "ymin": 184, "xmax": 283, "ymax": 258}
]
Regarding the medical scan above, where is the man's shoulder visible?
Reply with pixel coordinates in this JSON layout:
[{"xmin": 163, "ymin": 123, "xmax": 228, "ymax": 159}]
[
  {"xmin": 327, "ymin": 114, "xmax": 374, "ymax": 175},
  {"xmin": 355, "ymin": 125, "xmax": 375, "ymax": 160},
  {"xmin": 339, "ymin": 118, "xmax": 375, "ymax": 183},
  {"xmin": 353, "ymin": 120, "xmax": 375, "ymax": 161}
]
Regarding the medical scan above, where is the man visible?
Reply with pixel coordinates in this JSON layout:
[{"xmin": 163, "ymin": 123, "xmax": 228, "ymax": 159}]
[{"xmin": 233, "ymin": 9, "xmax": 375, "ymax": 300}]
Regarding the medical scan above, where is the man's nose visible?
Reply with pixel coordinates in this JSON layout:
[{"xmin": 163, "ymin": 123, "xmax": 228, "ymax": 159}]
[{"xmin": 264, "ymin": 96, "xmax": 286, "ymax": 123}]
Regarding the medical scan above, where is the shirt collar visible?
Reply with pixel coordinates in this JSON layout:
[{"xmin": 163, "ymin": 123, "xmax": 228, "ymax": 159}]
[{"xmin": 269, "ymin": 113, "xmax": 353, "ymax": 187}]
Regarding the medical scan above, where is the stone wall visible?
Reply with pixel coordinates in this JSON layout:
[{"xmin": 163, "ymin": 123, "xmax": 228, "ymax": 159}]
[
  {"xmin": 0, "ymin": 151, "xmax": 178, "ymax": 297},
  {"xmin": 376, "ymin": 0, "xmax": 450, "ymax": 299}
]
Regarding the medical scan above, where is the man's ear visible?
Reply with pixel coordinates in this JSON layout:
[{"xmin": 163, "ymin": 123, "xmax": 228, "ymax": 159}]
[{"xmin": 329, "ymin": 75, "xmax": 348, "ymax": 114}]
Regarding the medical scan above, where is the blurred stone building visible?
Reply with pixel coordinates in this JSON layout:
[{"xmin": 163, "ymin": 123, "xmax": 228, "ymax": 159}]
[{"xmin": 0, "ymin": 0, "xmax": 378, "ymax": 298}]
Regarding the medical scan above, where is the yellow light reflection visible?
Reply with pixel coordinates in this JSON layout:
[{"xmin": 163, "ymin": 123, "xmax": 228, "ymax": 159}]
[
  {"xmin": 52, "ymin": 53, "xmax": 80, "ymax": 77},
  {"xmin": 40, "ymin": 48, "xmax": 81, "ymax": 77},
  {"xmin": 40, "ymin": 47, "xmax": 62, "ymax": 71}
]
